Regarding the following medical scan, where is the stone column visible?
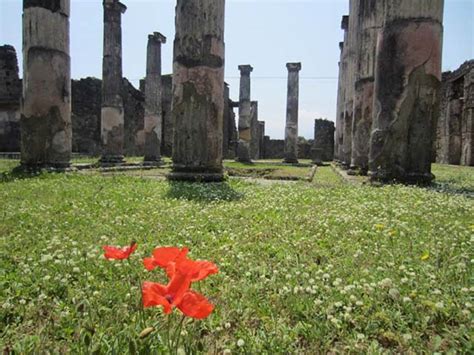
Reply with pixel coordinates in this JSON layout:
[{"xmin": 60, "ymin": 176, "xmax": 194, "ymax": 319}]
[
  {"xmin": 314, "ymin": 119, "xmax": 335, "ymax": 162},
  {"xmin": 461, "ymin": 68, "xmax": 474, "ymax": 166},
  {"xmin": 341, "ymin": 0, "xmax": 361, "ymax": 168},
  {"xmin": 236, "ymin": 65, "xmax": 253, "ymax": 163},
  {"xmin": 444, "ymin": 84, "xmax": 462, "ymax": 165},
  {"xmin": 257, "ymin": 121, "xmax": 265, "ymax": 160},
  {"xmin": 350, "ymin": 0, "xmax": 384, "ymax": 174},
  {"xmin": 21, "ymin": 0, "xmax": 72, "ymax": 170},
  {"xmin": 250, "ymin": 101, "xmax": 259, "ymax": 160},
  {"xmin": 334, "ymin": 40, "xmax": 345, "ymax": 162},
  {"xmin": 100, "ymin": 0, "xmax": 127, "ymax": 165},
  {"xmin": 369, "ymin": 0, "xmax": 444, "ymax": 184},
  {"xmin": 284, "ymin": 62, "xmax": 302, "ymax": 164},
  {"xmin": 170, "ymin": 0, "xmax": 225, "ymax": 182},
  {"xmin": 144, "ymin": 32, "xmax": 166, "ymax": 165}
]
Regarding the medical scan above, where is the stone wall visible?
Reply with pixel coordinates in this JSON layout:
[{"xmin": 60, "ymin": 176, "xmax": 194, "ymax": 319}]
[
  {"xmin": 314, "ymin": 118, "xmax": 335, "ymax": 161},
  {"xmin": 122, "ymin": 78, "xmax": 145, "ymax": 156},
  {"xmin": 0, "ymin": 45, "xmax": 21, "ymax": 152},
  {"xmin": 262, "ymin": 136, "xmax": 312, "ymax": 160},
  {"xmin": 436, "ymin": 60, "xmax": 474, "ymax": 166}
]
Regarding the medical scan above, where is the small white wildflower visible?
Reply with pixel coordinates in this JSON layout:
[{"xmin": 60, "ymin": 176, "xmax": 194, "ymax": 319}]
[
  {"xmin": 43, "ymin": 275, "xmax": 51, "ymax": 281},
  {"xmin": 236, "ymin": 339, "xmax": 245, "ymax": 347},
  {"xmin": 389, "ymin": 288, "xmax": 400, "ymax": 300},
  {"xmin": 309, "ymin": 278, "xmax": 315, "ymax": 284},
  {"xmin": 245, "ymin": 272, "xmax": 251, "ymax": 277},
  {"xmin": 435, "ymin": 302, "xmax": 444, "ymax": 309},
  {"xmin": 403, "ymin": 334, "xmax": 412, "ymax": 342},
  {"xmin": 224, "ymin": 322, "xmax": 231, "ymax": 329},
  {"xmin": 349, "ymin": 295, "xmax": 357, "ymax": 303},
  {"xmin": 356, "ymin": 333, "xmax": 365, "ymax": 340},
  {"xmin": 379, "ymin": 278, "xmax": 393, "ymax": 288},
  {"xmin": 73, "ymin": 267, "xmax": 80, "ymax": 273},
  {"xmin": 19, "ymin": 299, "xmax": 26, "ymax": 305},
  {"xmin": 355, "ymin": 301, "xmax": 364, "ymax": 307},
  {"xmin": 223, "ymin": 350, "xmax": 232, "ymax": 355},
  {"xmin": 314, "ymin": 299, "xmax": 323, "ymax": 306},
  {"xmin": 432, "ymin": 289, "xmax": 442, "ymax": 295},
  {"xmin": 334, "ymin": 302, "xmax": 343, "ymax": 308},
  {"xmin": 403, "ymin": 297, "xmax": 411, "ymax": 303}
]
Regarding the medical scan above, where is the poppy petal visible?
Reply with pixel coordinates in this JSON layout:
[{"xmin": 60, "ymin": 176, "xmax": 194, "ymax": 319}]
[
  {"xmin": 143, "ymin": 257, "xmax": 159, "ymax": 271},
  {"xmin": 142, "ymin": 281, "xmax": 172, "ymax": 314},
  {"xmin": 151, "ymin": 247, "xmax": 188, "ymax": 268},
  {"xmin": 175, "ymin": 259, "xmax": 219, "ymax": 282},
  {"xmin": 177, "ymin": 291, "xmax": 214, "ymax": 319},
  {"xmin": 166, "ymin": 271, "xmax": 193, "ymax": 307}
]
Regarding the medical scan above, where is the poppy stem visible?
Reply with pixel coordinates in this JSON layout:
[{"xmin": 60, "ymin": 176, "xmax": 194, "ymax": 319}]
[{"xmin": 172, "ymin": 314, "xmax": 186, "ymax": 354}]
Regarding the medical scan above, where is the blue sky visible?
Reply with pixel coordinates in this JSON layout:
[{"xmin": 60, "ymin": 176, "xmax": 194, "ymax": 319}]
[{"xmin": 1, "ymin": 0, "xmax": 473, "ymax": 139}]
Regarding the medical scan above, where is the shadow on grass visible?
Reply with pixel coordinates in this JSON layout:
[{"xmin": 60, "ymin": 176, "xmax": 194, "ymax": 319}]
[
  {"xmin": 165, "ymin": 180, "xmax": 244, "ymax": 202},
  {"xmin": 426, "ymin": 182, "xmax": 474, "ymax": 198},
  {"xmin": 0, "ymin": 166, "xmax": 45, "ymax": 183}
]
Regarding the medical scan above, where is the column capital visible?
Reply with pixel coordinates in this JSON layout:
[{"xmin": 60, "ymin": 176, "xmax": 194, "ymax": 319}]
[
  {"xmin": 103, "ymin": 0, "xmax": 127, "ymax": 14},
  {"xmin": 149, "ymin": 32, "xmax": 167, "ymax": 44},
  {"xmin": 286, "ymin": 62, "xmax": 302, "ymax": 72},
  {"xmin": 339, "ymin": 41, "xmax": 344, "ymax": 51},
  {"xmin": 341, "ymin": 15, "xmax": 349, "ymax": 30},
  {"xmin": 238, "ymin": 65, "xmax": 253, "ymax": 75}
]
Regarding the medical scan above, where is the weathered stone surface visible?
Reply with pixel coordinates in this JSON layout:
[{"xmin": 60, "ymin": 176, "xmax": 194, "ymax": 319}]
[
  {"xmin": 314, "ymin": 119, "xmax": 335, "ymax": 162},
  {"xmin": 223, "ymin": 83, "xmax": 237, "ymax": 159},
  {"xmin": 170, "ymin": 0, "xmax": 225, "ymax": 182},
  {"xmin": 0, "ymin": 45, "xmax": 21, "ymax": 152},
  {"xmin": 161, "ymin": 74, "xmax": 173, "ymax": 156},
  {"xmin": 71, "ymin": 78, "xmax": 101, "ymax": 154},
  {"xmin": 237, "ymin": 64, "xmax": 253, "ymax": 163},
  {"xmin": 284, "ymin": 62, "xmax": 302, "ymax": 164},
  {"xmin": 341, "ymin": 1, "xmax": 361, "ymax": 168},
  {"xmin": 369, "ymin": 0, "xmax": 444, "ymax": 184},
  {"xmin": 350, "ymin": 0, "xmax": 384, "ymax": 173},
  {"xmin": 262, "ymin": 136, "xmax": 313, "ymax": 160},
  {"xmin": 21, "ymin": 0, "xmax": 72, "ymax": 169},
  {"xmin": 334, "ymin": 39, "xmax": 345, "ymax": 161},
  {"xmin": 144, "ymin": 32, "xmax": 166, "ymax": 164},
  {"xmin": 257, "ymin": 121, "xmax": 265, "ymax": 160},
  {"xmin": 101, "ymin": 0, "xmax": 127, "ymax": 164},
  {"xmin": 250, "ymin": 101, "xmax": 259, "ymax": 160},
  {"xmin": 462, "ymin": 68, "xmax": 474, "ymax": 166},
  {"xmin": 122, "ymin": 78, "xmax": 145, "ymax": 156}
]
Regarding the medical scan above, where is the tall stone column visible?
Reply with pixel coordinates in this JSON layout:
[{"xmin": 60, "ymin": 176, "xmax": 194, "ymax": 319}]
[
  {"xmin": 341, "ymin": 0, "xmax": 361, "ymax": 168},
  {"xmin": 461, "ymin": 68, "xmax": 474, "ymax": 166},
  {"xmin": 350, "ymin": 0, "xmax": 384, "ymax": 174},
  {"xmin": 21, "ymin": 0, "xmax": 72, "ymax": 170},
  {"xmin": 170, "ymin": 0, "xmax": 225, "ymax": 182},
  {"xmin": 334, "ymin": 40, "xmax": 345, "ymax": 162},
  {"xmin": 250, "ymin": 101, "xmax": 259, "ymax": 160},
  {"xmin": 369, "ymin": 0, "xmax": 444, "ymax": 184},
  {"xmin": 258, "ymin": 121, "xmax": 265, "ymax": 159},
  {"xmin": 444, "ymin": 85, "xmax": 462, "ymax": 165},
  {"xmin": 284, "ymin": 62, "xmax": 302, "ymax": 164},
  {"xmin": 236, "ymin": 65, "xmax": 253, "ymax": 163},
  {"xmin": 100, "ymin": 0, "xmax": 127, "ymax": 165},
  {"xmin": 144, "ymin": 32, "xmax": 167, "ymax": 165}
]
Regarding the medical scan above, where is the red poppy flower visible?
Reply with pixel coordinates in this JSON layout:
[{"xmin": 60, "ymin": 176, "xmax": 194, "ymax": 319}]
[
  {"xmin": 103, "ymin": 241, "xmax": 137, "ymax": 260},
  {"xmin": 142, "ymin": 279, "xmax": 214, "ymax": 319},
  {"xmin": 143, "ymin": 247, "xmax": 218, "ymax": 282}
]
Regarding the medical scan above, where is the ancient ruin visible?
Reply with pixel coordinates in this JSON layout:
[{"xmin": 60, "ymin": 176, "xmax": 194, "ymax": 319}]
[
  {"xmin": 237, "ymin": 65, "xmax": 253, "ymax": 163},
  {"xmin": 250, "ymin": 101, "xmax": 259, "ymax": 160},
  {"xmin": 169, "ymin": 0, "xmax": 225, "ymax": 182},
  {"xmin": 368, "ymin": 0, "xmax": 444, "ymax": 184},
  {"xmin": 436, "ymin": 61, "xmax": 474, "ymax": 166},
  {"xmin": 335, "ymin": 16, "xmax": 349, "ymax": 163},
  {"xmin": 284, "ymin": 62, "xmax": 302, "ymax": 164},
  {"xmin": 313, "ymin": 119, "xmax": 335, "ymax": 164},
  {"xmin": 0, "ymin": 45, "xmax": 21, "ymax": 152},
  {"xmin": 143, "ymin": 32, "xmax": 166, "ymax": 165},
  {"xmin": 100, "ymin": 0, "xmax": 127, "ymax": 165},
  {"xmin": 350, "ymin": 0, "xmax": 383, "ymax": 174},
  {"xmin": 21, "ymin": 0, "xmax": 72, "ymax": 169}
]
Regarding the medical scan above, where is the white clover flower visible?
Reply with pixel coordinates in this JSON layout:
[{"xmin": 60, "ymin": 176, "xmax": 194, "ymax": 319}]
[
  {"xmin": 73, "ymin": 267, "xmax": 80, "ymax": 273},
  {"xmin": 355, "ymin": 301, "xmax": 364, "ymax": 307},
  {"xmin": 403, "ymin": 334, "xmax": 412, "ymax": 342},
  {"xmin": 401, "ymin": 277, "xmax": 409, "ymax": 284},
  {"xmin": 432, "ymin": 289, "xmax": 442, "ymax": 295},
  {"xmin": 462, "ymin": 310, "xmax": 471, "ymax": 317},
  {"xmin": 461, "ymin": 288, "xmax": 469, "ymax": 293},
  {"xmin": 356, "ymin": 333, "xmax": 365, "ymax": 340},
  {"xmin": 43, "ymin": 275, "xmax": 51, "ymax": 281},
  {"xmin": 323, "ymin": 273, "xmax": 330, "ymax": 280},
  {"xmin": 285, "ymin": 274, "xmax": 292, "ymax": 280},
  {"xmin": 403, "ymin": 297, "xmax": 411, "ymax": 303},
  {"xmin": 334, "ymin": 302, "xmax": 343, "ymax": 308},
  {"xmin": 349, "ymin": 295, "xmax": 357, "ymax": 303},
  {"xmin": 435, "ymin": 302, "xmax": 444, "ymax": 309},
  {"xmin": 293, "ymin": 286, "xmax": 299, "ymax": 294},
  {"xmin": 223, "ymin": 350, "xmax": 232, "ymax": 355},
  {"xmin": 389, "ymin": 288, "xmax": 400, "ymax": 300},
  {"xmin": 333, "ymin": 278, "xmax": 342, "ymax": 287},
  {"xmin": 19, "ymin": 299, "xmax": 26, "ymax": 305},
  {"xmin": 465, "ymin": 302, "xmax": 472, "ymax": 309},
  {"xmin": 379, "ymin": 278, "xmax": 393, "ymax": 288},
  {"xmin": 236, "ymin": 339, "xmax": 245, "ymax": 347},
  {"xmin": 314, "ymin": 299, "xmax": 323, "ymax": 306},
  {"xmin": 225, "ymin": 322, "xmax": 231, "ymax": 329},
  {"xmin": 309, "ymin": 278, "xmax": 315, "ymax": 284}
]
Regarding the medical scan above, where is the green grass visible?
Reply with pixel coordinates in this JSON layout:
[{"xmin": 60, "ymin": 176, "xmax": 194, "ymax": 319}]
[{"xmin": 0, "ymin": 160, "xmax": 473, "ymax": 353}]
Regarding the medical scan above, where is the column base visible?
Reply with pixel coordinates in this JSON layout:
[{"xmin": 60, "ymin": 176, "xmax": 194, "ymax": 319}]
[
  {"xmin": 167, "ymin": 171, "xmax": 225, "ymax": 183},
  {"xmin": 283, "ymin": 158, "xmax": 299, "ymax": 165},
  {"xmin": 235, "ymin": 158, "xmax": 253, "ymax": 164},
  {"xmin": 99, "ymin": 155, "xmax": 125, "ymax": 167},
  {"xmin": 16, "ymin": 162, "xmax": 73, "ymax": 173},
  {"xmin": 368, "ymin": 170, "xmax": 435, "ymax": 185},
  {"xmin": 143, "ymin": 158, "xmax": 164, "ymax": 167}
]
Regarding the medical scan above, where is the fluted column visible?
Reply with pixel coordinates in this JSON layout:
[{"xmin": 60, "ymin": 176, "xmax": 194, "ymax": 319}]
[
  {"xmin": 369, "ymin": 0, "xmax": 444, "ymax": 184},
  {"xmin": 100, "ymin": 0, "xmax": 127, "ymax": 165},
  {"xmin": 236, "ymin": 65, "xmax": 253, "ymax": 163},
  {"xmin": 21, "ymin": 0, "xmax": 72, "ymax": 170},
  {"xmin": 170, "ymin": 0, "xmax": 225, "ymax": 182},
  {"xmin": 144, "ymin": 32, "xmax": 166, "ymax": 164},
  {"xmin": 284, "ymin": 62, "xmax": 301, "ymax": 164}
]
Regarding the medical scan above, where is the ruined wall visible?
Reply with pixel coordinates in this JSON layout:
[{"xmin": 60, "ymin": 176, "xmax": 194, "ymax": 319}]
[
  {"xmin": 122, "ymin": 78, "xmax": 145, "ymax": 156},
  {"xmin": 0, "ymin": 45, "xmax": 21, "ymax": 152},
  {"xmin": 262, "ymin": 136, "xmax": 312, "ymax": 160},
  {"xmin": 436, "ymin": 60, "xmax": 474, "ymax": 166},
  {"xmin": 314, "ymin": 119, "xmax": 335, "ymax": 161}
]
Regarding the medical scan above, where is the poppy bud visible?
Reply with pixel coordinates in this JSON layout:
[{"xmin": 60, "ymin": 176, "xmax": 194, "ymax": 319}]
[{"xmin": 139, "ymin": 327, "xmax": 154, "ymax": 339}]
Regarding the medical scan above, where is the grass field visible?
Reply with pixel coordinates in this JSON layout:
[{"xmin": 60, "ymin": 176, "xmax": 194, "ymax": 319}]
[{"xmin": 0, "ymin": 159, "xmax": 473, "ymax": 353}]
